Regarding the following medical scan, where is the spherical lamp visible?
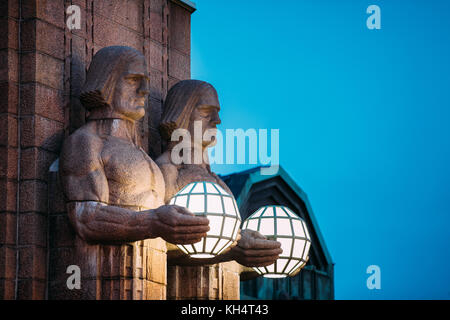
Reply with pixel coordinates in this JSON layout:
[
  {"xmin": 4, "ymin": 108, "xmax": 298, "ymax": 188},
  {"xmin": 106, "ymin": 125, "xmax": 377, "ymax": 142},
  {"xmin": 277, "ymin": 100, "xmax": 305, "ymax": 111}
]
[
  {"xmin": 242, "ymin": 205, "xmax": 311, "ymax": 278},
  {"xmin": 169, "ymin": 181, "xmax": 241, "ymax": 258}
]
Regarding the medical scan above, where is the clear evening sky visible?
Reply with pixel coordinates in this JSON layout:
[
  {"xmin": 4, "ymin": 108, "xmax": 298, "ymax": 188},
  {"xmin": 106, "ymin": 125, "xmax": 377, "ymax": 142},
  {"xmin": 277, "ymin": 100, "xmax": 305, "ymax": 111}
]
[{"xmin": 190, "ymin": 0, "xmax": 450, "ymax": 299}]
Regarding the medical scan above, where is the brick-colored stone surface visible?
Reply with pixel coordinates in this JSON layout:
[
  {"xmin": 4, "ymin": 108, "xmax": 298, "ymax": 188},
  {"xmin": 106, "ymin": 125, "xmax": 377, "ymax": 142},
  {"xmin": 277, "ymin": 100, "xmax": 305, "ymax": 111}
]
[
  {"xmin": 18, "ymin": 245, "xmax": 47, "ymax": 280},
  {"xmin": 21, "ymin": 52, "xmax": 64, "ymax": 90},
  {"xmin": 0, "ymin": 49, "xmax": 19, "ymax": 83},
  {"xmin": 21, "ymin": 19, "xmax": 65, "ymax": 60},
  {"xmin": 0, "ymin": 245, "xmax": 16, "ymax": 279},
  {"xmin": 222, "ymin": 262, "xmax": 240, "ymax": 300},
  {"xmin": 93, "ymin": 14, "xmax": 142, "ymax": 50},
  {"xmin": 48, "ymin": 214, "xmax": 76, "ymax": 249},
  {"xmin": 0, "ymin": 146, "xmax": 18, "ymax": 179},
  {"xmin": 0, "ymin": 213, "xmax": 16, "ymax": 246},
  {"xmin": 17, "ymin": 278, "xmax": 46, "ymax": 300},
  {"xmin": 0, "ymin": 17, "xmax": 19, "ymax": 50},
  {"xmin": 18, "ymin": 213, "xmax": 47, "ymax": 246},
  {"xmin": 0, "ymin": 279, "xmax": 15, "ymax": 300},
  {"xmin": 169, "ymin": 1, "xmax": 191, "ymax": 56},
  {"xmin": 0, "ymin": 179, "xmax": 17, "ymax": 212},
  {"xmin": 0, "ymin": 0, "xmax": 19, "ymax": 19},
  {"xmin": 21, "ymin": 83, "xmax": 64, "ymax": 123},
  {"xmin": 21, "ymin": 115, "xmax": 64, "ymax": 152},
  {"xmin": 19, "ymin": 180, "xmax": 48, "ymax": 213},
  {"xmin": 1, "ymin": 0, "xmax": 195, "ymax": 300},
  {"xmin": 0, "ymin": 82, "xmax": 19, "ymax": 114},
  {"xmin": 168, "ymin": 48, "xmax": 190, "ymax": 80},
  {"xmin": 20, "ymin": 147, "xmax": 58, "ymax": 181},
  {"xmin": 21, "ymin": 0, "xmax": 65, "ymax": 28},
  {"xmin": 0, "ymin": 114, "xmax": 18, "ymax": 147}
]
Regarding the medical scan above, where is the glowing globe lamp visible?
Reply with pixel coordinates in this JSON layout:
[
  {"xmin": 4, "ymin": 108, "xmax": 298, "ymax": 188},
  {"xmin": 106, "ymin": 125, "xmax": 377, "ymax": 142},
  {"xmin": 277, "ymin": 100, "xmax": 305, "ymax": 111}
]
[
  {"xmin": 242, "ymin": 205, "xmax": 311, "ymax": 278},
  {"xmin": 169, "ymin": 181, "xmax": 241, "ymax": 258}
]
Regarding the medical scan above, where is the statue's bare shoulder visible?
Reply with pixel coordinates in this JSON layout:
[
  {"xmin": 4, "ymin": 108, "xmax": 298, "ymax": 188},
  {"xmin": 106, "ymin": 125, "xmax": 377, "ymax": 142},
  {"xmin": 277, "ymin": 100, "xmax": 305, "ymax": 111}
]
[
  {"xmin": 62, "ymin": 126, "xmax": 104, "ymax": 171},
  {"xmin": 60, "ymin": 124, "xmax": 109, "ymax": 202}
]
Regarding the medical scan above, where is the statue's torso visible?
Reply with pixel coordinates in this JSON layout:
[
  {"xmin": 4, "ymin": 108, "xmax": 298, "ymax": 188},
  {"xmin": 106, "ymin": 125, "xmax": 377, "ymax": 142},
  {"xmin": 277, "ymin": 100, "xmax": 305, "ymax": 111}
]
[{"xmin": 101, "ymin": 135, "xmax": 165, "ymax": 210}]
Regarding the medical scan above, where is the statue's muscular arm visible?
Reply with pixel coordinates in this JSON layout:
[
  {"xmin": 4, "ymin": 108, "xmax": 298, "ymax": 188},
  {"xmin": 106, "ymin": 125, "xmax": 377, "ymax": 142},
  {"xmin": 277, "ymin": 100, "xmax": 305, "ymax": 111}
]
[{"xmin": 60, "ymin": 130, "xmax": 209, "ymax": 244}]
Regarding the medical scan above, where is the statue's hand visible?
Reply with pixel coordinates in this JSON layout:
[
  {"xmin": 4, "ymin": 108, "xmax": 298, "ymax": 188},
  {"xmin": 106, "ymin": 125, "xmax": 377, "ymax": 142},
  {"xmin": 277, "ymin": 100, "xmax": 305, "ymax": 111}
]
[
  {"xmin": 230, "ymin": 229, "xmax": 282, "ymax": 267},
  {"xmin": 146, "ymin": 205, "xmax": 210, "ymax": 244}
]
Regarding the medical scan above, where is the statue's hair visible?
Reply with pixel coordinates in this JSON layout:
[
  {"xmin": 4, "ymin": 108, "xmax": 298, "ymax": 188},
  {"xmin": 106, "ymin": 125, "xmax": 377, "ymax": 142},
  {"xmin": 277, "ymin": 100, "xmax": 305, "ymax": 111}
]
[
  {"xmin": 80, "ymin": 46, "xmax": 146, "ymax": 111},
  {"xmin": 160, "ymin": 80, "xmax": 218, "ymax": 141}
]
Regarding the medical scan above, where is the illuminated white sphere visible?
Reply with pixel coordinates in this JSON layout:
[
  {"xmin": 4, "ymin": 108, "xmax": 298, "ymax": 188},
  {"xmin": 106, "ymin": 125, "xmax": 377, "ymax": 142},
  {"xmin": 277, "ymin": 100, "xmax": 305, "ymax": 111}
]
[
  {"xmin": 169, "ymin": 181, "xmax": 241, "ymax": 258},
  {"xmin": 242, "ymin": 205, "xmax": 311, "ymax": 278}
]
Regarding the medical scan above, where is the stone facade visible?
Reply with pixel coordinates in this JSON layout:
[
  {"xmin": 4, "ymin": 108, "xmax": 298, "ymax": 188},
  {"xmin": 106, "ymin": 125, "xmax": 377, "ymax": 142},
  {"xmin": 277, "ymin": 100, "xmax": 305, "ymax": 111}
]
[{"xmin": 0, "ymin": 0, "xmax": 193, "ymax": 300}]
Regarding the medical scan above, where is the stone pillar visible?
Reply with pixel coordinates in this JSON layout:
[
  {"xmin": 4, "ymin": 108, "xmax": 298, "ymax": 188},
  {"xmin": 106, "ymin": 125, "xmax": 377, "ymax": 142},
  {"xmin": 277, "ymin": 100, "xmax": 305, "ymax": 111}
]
[
  {"xmin": 0, "ymin": 0, "xmax": 195, "ymax": 300},
  {"xmin": 167, "ymin": 262, "xmax": 241, "ymax": 300}
]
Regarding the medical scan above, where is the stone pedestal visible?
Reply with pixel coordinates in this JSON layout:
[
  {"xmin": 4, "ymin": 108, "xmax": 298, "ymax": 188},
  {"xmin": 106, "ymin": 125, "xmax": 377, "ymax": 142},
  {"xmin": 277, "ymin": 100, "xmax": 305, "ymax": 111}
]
[{"xmin": 167, "ymin": 262, "xmax": 241, "ymax": 300}]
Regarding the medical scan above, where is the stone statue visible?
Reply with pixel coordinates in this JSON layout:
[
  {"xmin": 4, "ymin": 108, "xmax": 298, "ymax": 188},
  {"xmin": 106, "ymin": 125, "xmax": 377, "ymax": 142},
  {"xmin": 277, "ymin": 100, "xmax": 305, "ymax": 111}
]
[
  {"xmin": 156, "ymin": 80, "xmax": 282, "ymax": 299},
  {"xmin": 59, "ymin": 46, "xmax": 209, "ymax": 299}
]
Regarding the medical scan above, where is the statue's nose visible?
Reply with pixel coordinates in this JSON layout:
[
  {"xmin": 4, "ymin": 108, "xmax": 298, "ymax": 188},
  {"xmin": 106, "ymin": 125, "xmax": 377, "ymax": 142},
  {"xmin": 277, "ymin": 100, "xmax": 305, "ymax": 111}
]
[
  {"xmin": 211, "ymin": 109, "xmax": 221, "ymax": 125},
  {"xmin": 138, "ymin": 79, "xmax": 150, "ymax": 96}
]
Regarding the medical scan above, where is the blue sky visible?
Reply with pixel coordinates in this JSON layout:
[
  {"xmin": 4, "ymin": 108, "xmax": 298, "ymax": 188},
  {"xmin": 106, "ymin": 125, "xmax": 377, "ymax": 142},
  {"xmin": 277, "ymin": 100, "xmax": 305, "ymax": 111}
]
[{"xmin": 190, "ymin": 0, "xmax": 450, "ymax": 299}]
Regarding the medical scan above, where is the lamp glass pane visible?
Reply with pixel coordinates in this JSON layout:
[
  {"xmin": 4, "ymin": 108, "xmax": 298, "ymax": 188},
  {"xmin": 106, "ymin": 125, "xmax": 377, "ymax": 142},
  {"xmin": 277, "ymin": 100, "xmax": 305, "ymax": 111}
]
[
  {"xmin": 216, "ymin": 240, "xmax": 232, "ymax": 255},
  {"xmin": 266, "ymin": 264, "xmax": 275, "ymax": 273},
  {"xmin": 231, "ymin": 221, "xmax": 239, "ymax": 239},
  {"xmin": 169, "ymin": 198, "xmax": 175, "ymax": 205},
  {"xmin": 262, "ymin": 207, "xmax": 274, "ymax": 217},
  {"xmin": 205, "ymin": 183, "xmax": 219, "ymax": 194},
  {"xmin": 278, "ymin": 238, "xmax": 293, "ymax": 257},
  {"xmin": 302, "ymin": 241, "xmax": 311, "ymax": 260},
  {"xmin": 276, "ymin": 218, "xmax": 292, "ymax": 236},
  {"xmin": 223, "ymin": 217, "xmax": 236, "ymax": 238},
  {"xmin": 213, "ymin": 239, "xmax": 230, "ymax": 254},
  {"xmin": 263, "ymin": 274, "xmax": 287, "ymax": 279},
  {"xmin": 185, "ymin": 244, "xmax": 195, "ymax": 254},
  {"xmin": 276, "ymin": 258, "xmax": 289, "ymax": 273},
  {"xmin": 259, "ymin": 218, "xmax": 274, "ymax": 236},
  {"xmin": 180, "ymin": 184, "xmax": 195, "ymax": 194},
  {"xmin": 292, "ymin": 219, "xmax": 305, "ymax": 238},
  {"xmin": 251, "ymin": 207, "xmax": 265, "ymax": 218},
  {"xmin": 275, "ymin": 207, "xmax": 288, "ymax": 217},
  {"xmin": 189, "ymin": 194, "xmax": 205, "ymax": 213},
  {"xmin": 208, "ymin": 215, "xmax": 223, "ymax": 235},
  {"xmin": 246, "ymin": 219, "xmax": 258, "ymax": 231},
  {"xmin": 174, "ymin": 195, "xmax": 187, "ymax": 207},
  {"xmin": 207, "ymin": 195, "xmax": 223, "ymax": 213},
  {"xmin": 205, "ymin": 238, "xmax": 218, "ymax": 253},
  {"xmin": 178, "ymin": 245, "xmax": 189, "ymax": 254},
  {"xmin": 193, "ymin": 239, "xmax": 204, "ymax": 253},
  {"xmin": 290, "ymin": 262, "xmax": 305, "ymax": 275},
  {"xmin": 292, "ymin": 239, "xmax": 306, "ymax": 259},
  {"xmin": 285, "ymin": 259, "xmax": 300, "ymax": 274},
  {"xmin": 284, "ymin": 207, "xmax": 297, "ymax": 218},
  {"xmin": 223, "ymin": 197, "xmax": 236, "ymax": 216},
  {"xmin": 191, "ymin": 183, "xmax": 204, "ymax": 193},
  {"xmin": 302, "ymin": 221, "xmax": 311, "ymax": 240},
  {"xmin": 214, "ymin": 184, "xmax": 227, "ymax": 195}
]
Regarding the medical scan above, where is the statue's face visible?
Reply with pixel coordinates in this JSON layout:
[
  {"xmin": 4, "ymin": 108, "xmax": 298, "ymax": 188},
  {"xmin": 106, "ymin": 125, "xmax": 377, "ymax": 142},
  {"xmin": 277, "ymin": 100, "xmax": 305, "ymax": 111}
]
[
  {"xmin": 112, "ymin": 58, "xmax": 149, "ymax": 121},
  {"xmin": 189, "ymin": 91, "xmax": 221, "ymax": 147}
]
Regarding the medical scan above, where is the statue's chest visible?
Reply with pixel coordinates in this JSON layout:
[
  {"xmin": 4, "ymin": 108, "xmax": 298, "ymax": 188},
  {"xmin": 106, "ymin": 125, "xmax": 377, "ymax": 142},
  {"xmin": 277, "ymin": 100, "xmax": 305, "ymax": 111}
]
[{"xmin": 102, "ymin": 139, "xmax": 158, "ymax": 187}]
